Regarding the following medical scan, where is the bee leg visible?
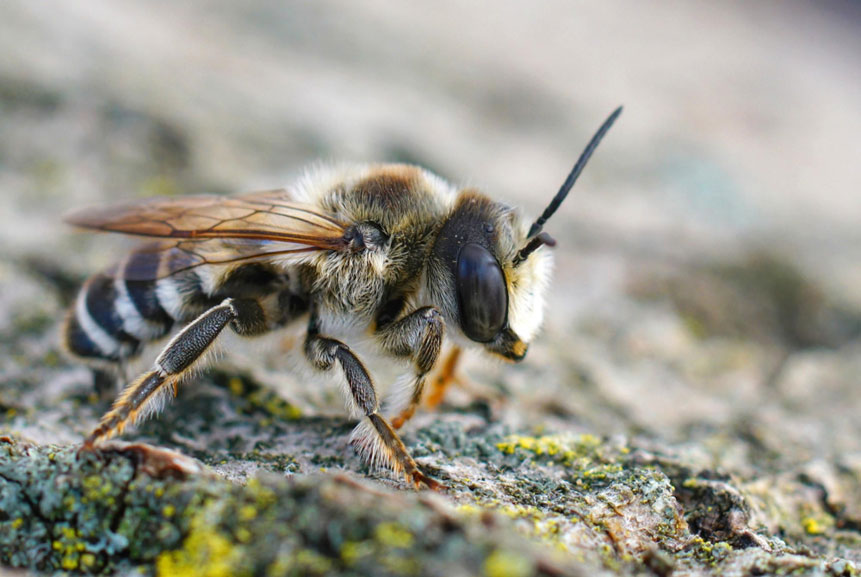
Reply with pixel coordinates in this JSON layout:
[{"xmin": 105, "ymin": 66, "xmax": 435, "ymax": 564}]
[
  {"xmin": 374, "ymin": 307, "xmax": 444, "ymax": 430},
  {"xmin": 423, "ymin": 346, "xmax": 462, "ymax": 410},
  {"xmin": 82, "ymin": 298, "xmax": 242, "ymax": 447},
  {"xmin": 304, "ymin": 323, "xmax": 440, "ymax": 490},
  {"xmin": 92, "ymin": 368, "xmax": 118, "ymax": 399}
]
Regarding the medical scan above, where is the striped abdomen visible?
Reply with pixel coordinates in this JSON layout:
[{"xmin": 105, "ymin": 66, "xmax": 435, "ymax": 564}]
[
  {"xmin": 64, "ymin": 251, "xmax": 178, "ymax": 364},
  {"xmin": 64, "ymin": 254, "xmax": 306, "ymax": 365}
]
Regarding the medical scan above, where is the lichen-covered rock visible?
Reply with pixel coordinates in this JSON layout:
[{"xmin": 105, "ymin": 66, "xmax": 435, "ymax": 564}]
[
  {"xmin": 1, "ymin": 423, "xmax": 858, "ymax": 576},
  {"xmin": 1, "ymin": 438, "xmax": 590, "ymax": 576}
]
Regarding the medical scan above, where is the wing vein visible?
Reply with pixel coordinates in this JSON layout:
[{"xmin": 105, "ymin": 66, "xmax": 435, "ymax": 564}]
[{"xmin": 65, "ymin": 191, "xmax": 351, "ymax": 280}]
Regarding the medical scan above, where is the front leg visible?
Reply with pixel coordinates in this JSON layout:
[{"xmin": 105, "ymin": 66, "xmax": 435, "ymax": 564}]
[
  {"xmin": 375, "ymin": 306, "xmax": 444, "ymax": 429},
  {"xmin": 424, "ymin": 345, "xmax": 463, "ymax": 409},
  {"xmin": 304, "ymin": 316, "xmax": 440, "ymax": 489}
]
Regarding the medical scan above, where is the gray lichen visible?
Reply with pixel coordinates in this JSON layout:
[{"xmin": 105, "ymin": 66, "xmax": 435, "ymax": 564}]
[
  {"xmin": 1, "ymin": 424, "xmax": 858, "ymax": 576},
  {"xmin": 0, "ymin": 438, "xmax": 584, "ymax": 576}
]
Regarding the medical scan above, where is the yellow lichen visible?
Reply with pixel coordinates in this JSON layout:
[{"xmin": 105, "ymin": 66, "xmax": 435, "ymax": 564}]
[
  {"xmin": 380, "ymin": 552, "xmax": 420, "ymax": 575},
  {"xmin": 80, "ymin": 553, "xmax": 96, "ymax": 569},
  {"xmin": 456, "ymin": 498, "xmax": 572, "ymax": 553},
  {"xmin": 246, "ymin": 388, "xmax": 303, "ymax": 421},
  {"xmin": 156, "ymin": 515, "xmax": 243, "ymax": 577},
  {"xmin": 340, "ymin": 541, "xmax": 372, "ymax": 566},
  {"xmin": 246, "ymin": 478, "xmax": 277, "ymax": 508},
  {"xmin": 374, "ymin": 522, "xmax": 414, "ymax": 548},
  {"xmin": 495, "ymin": 433, "xmax": 609, "ymax": 467},
  {"xmin": 267, "ymin": 549, "xmax": 333, "ymax": 575},
  {"xmin": 456, "ymin": 503, "xmax": 481, "ymax": 516},
  {"xmin": 687, "ymin": 536, "xmax": 733, "ymax": 566},
  {"xmin": 228, "ymin": 377, "xmax": 245, "ymax": 396},
  {"xmin": 235, "ymin": 528, "xmax": 252, "ymax": 543},
  {"xmin": 801, "ymin": 516, "xmax": 827, "ymax": 535},
  {"xmin": 483, "ymin": 549, "xmax": 532, "ymax": 577},
  {"xmin": 238, "ymin": 505, "xmax": 257, "ymax": 521}
]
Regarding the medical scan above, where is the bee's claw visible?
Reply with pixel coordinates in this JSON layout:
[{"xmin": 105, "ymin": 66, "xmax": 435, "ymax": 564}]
[
  {"xmin": 408, "ymin": 469, "xmax": 445, "ymax": 491},
  {"xmin": 75, "ymin": 439, "xmax": 104, "ymax": 464},
  {"xmin": 391, "ymin": 408, "xmax": 414, "ymax": 430}
]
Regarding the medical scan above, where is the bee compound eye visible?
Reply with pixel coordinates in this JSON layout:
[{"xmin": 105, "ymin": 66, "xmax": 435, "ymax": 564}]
[{"xmin": 456, "ymin": 243, "xmax": 508, "ymax": 342}]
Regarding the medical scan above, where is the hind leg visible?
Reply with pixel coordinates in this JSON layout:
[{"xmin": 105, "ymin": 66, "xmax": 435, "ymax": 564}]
[
  {"xmin": 82, "ymin": 298, "xmax": 266, "ymax": 446},
  {"xmin": 92, "ymin": 368, "xmax": 119, "ymax": 399}
]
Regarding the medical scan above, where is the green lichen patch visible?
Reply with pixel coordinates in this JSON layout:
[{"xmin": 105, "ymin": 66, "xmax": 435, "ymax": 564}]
[
  {"xmin": 2, "ymin": 421, "xmax": 859, "ymax": 577},
  {"xmin": 423, "ymin": 431, "xmax": 691, "ymax": 570},
  {"xmin": 211, "ymin": 371, "xmax": 304, "ymax": 424},
  {"xmin": 2, "ymin": 375, "xmax": 859, "ymax": 576},
  {"xmin": 0, "ymin": 437, "xmax": 590, "ymax": 576}
]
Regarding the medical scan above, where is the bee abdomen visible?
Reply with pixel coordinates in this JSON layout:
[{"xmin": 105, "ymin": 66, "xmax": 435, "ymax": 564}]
[
  {"xmin": 65, "ymin": 258, "xmax": 305, "ymax": 365},
  {"xmin": 65, "ymin": 274, "xmax": 139, "ymax": 362},
  {"xmin": 64, "ymin": 271, "xmax": 177, "ymax": 363}
]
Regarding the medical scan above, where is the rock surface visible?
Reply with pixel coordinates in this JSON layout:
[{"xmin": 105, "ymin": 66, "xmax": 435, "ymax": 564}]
[{"xmin": 1, "ymin": 2, "xmax": 859, "ymax": 575}]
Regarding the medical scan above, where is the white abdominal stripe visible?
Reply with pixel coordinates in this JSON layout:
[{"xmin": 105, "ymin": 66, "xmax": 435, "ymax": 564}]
[{"xmin": 65, "ymin": 265, "xmax": 220, "ymax": 364}]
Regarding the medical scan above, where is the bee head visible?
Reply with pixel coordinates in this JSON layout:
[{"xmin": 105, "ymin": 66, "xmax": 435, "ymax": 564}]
[
  {"xmin": 427, "ymin": 106, "xmax": 622, "ymax": 361},
  {"xmin": 428, "ymin": 192, "xmax": 550, "ymax": 361}
]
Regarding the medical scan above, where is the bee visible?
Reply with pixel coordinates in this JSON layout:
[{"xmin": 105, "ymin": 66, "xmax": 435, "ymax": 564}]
[{"xmin": 65, "ymin": 107, "xmax": 622, "ymax": 488}]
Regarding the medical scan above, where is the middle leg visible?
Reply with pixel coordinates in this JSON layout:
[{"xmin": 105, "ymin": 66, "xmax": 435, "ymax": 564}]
[{"xmin": 304, "ymin": 316, "xmax": 439, "ymax": 489}]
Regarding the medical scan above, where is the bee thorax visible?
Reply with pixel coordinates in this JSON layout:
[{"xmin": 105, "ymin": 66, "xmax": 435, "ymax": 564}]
[{"xmin": 343, "ymin": 222, "xmax": 388, "ymax": 253}]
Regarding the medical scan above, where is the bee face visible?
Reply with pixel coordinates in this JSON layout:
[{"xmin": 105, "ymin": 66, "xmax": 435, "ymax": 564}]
[{"xmin": 428, "ymin": 191, "xmax": 552, "ymax": 361}]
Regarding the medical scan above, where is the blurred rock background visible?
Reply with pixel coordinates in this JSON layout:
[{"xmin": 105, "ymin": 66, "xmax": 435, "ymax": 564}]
[{"xmin": 0, "ymin": 1, "xmax": 859, "ymax": 575}]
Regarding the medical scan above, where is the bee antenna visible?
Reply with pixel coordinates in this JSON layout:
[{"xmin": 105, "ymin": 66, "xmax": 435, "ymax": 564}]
[
  {"xmin": 513, "ymin": 231, "xmax": 556, "ymax": 266},
  {"xmin": 527, "ymin": 105, "xmax": 623, "ymax": 238}
]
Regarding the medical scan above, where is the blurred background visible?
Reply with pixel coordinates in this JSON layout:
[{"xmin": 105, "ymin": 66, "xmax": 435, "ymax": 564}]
[{"xmin": 0, "ymin": 1, "xmax": 859, "ymax": 469}]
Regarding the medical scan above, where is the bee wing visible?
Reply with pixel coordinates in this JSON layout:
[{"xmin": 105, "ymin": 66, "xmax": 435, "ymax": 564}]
[
  {"xmin": 107, "ymin": 237, "xmax": 325, "ymax": 281},
  {"xmin": 66, "ymin": 189, "xmax": 345, "ymax": 242},
  {"xmin": 67, "ymin": 189, "xmax": 349, "ymax": 280}
]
